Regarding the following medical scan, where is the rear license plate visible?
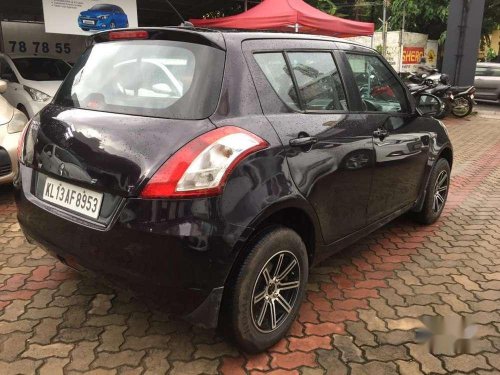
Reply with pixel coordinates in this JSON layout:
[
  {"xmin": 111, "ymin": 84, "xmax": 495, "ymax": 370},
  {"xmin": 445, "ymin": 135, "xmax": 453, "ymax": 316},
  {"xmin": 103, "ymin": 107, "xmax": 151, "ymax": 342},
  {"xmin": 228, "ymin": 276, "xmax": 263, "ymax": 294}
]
[
  {"xmin": 83, "ymin": 19, "xmax": 95, "ymax": 25},
  {"xmin": 42, "ymin": 177, "xmax": 103, "ymax": 219}
]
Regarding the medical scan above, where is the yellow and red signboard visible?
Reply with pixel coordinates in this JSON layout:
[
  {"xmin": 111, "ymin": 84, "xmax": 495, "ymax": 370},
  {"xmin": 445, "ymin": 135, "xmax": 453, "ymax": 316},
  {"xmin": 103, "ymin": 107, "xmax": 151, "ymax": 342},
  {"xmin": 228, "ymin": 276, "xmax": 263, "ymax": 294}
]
[{"xmin": 402, "ymin": 47, "xmax": 425, "ymax": 65}]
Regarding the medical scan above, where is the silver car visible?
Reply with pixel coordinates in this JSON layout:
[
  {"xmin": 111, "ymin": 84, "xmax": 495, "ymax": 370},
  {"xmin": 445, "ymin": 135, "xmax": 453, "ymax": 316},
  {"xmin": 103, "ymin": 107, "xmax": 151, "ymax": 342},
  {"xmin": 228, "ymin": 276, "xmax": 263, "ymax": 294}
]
[
  {"xmin": 474, "ymin": 62, "xmax": 500, "ymax": 104},
  {"xmin": 0, "ymin": 80, "xmax": 28, "ymax": 184}
]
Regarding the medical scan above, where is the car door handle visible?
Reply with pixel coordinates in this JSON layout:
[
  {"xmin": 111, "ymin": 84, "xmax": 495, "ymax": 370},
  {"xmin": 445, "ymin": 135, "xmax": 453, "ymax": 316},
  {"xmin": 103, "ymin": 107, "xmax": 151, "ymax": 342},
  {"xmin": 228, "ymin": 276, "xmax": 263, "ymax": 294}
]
[
  {"xmin": 289, "ymin": 136, "xmax": 318, "ymax": 147},
  {"xmin": 373, "ymin": 128, "xmax": 389, "ymax": 138}
]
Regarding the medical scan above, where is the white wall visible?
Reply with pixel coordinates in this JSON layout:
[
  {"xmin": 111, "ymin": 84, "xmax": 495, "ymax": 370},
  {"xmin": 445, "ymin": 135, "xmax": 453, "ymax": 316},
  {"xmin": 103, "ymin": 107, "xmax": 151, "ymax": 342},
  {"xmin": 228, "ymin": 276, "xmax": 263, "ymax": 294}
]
[{"xmin": 346, "ymin": 31, "xmax": 439, "ymax": 73}]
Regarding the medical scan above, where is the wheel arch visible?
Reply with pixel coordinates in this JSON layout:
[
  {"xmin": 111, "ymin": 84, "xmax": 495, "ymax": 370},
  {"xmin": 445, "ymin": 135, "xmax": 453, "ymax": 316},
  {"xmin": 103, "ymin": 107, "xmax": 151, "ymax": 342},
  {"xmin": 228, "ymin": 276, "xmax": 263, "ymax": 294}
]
[
  {"xmin": 250, "ymin": 206, "xmax": 318, "ymax": 264},
  {"xmin": 414, "ymin": 143, "xmax": 453, "ymax": 213},
  {"xmin": 232, "ymin": 199, "xmax": 321, "ymax": 270},
  {"xmin": 438, "ymin": 146, "xmax": 453, "ymax": 168},
  {"xmin": 218, "ymin": 200, "xmax": 321, "ymax": 329}
]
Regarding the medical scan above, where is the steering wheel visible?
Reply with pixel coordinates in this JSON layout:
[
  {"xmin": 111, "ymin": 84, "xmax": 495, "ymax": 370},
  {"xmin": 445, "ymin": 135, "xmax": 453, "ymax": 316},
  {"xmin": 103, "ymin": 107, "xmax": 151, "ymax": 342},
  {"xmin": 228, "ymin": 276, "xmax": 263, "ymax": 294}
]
[
  {"xmin": 363, "ymin": 100, "xmax": 380, "ymax": 112},
  {"xmin": 326, "ymin": 100, "xmax": 337, "ymax": 111}
]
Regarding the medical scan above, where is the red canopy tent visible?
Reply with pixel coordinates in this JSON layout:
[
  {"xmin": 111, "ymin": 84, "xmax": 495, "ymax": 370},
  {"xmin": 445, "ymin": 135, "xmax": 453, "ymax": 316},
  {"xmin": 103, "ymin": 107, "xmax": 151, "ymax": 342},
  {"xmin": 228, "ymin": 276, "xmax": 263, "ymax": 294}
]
[{"xmin": 190, "ymin": 0, "xmax": 374, "ymax": 37}]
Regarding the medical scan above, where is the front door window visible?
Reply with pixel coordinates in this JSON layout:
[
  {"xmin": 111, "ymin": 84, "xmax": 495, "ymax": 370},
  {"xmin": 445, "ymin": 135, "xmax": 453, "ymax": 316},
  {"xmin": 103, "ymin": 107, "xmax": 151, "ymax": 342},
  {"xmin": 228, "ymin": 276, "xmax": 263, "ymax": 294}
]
[{"xmin": 346, "ymin": 53, "xmax": 408, "ymax": 113}]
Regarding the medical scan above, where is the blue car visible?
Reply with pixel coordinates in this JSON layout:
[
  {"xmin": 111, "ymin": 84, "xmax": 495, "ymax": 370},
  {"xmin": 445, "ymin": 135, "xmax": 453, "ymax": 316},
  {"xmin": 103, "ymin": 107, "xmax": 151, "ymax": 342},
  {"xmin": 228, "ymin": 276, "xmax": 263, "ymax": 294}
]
[{"xmin": 78, "ymin": 4, "xmax": 129, "ymax": 31}]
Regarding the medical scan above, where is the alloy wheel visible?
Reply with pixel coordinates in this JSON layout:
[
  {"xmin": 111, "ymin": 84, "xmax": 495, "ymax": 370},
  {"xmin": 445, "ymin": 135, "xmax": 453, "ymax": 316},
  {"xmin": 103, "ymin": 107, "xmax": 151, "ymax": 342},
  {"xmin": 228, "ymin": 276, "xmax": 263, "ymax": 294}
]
[
  {"xmin": 433, "ymin": 170, "xmax": 448, "ymax": 213},
  {"xmin": 251, "ymin": 251, "xmax": 301, "ymax": 333},
  {"xmin": 452, "ymin": 98, "xmax": 470, "ymax": 117}
]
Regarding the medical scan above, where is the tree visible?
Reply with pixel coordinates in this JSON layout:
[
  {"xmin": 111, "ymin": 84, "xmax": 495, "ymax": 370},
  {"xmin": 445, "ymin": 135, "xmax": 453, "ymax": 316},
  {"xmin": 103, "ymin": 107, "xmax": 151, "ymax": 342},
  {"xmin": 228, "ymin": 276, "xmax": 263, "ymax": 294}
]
[
  {"xmin": 481, "ymin": 0, "xmax": 500, "ymax": 48},
  {"xmin": 390, "ymin": 0, "xmax": 448, "ymax": 40},
  {"xmin": 202, "ymin": 0, "xmax": 498, "ymax": 49},
  {"xmin": 308, "ymin": 0, "xmax": 337, "ymax": 15},
  {"xmin": 306, "ymin": 0, "xmax": 384, "ymax": 22},
  {"xmin": 390, "ymin": 0, "xmax": 499, "ymax": 44}
]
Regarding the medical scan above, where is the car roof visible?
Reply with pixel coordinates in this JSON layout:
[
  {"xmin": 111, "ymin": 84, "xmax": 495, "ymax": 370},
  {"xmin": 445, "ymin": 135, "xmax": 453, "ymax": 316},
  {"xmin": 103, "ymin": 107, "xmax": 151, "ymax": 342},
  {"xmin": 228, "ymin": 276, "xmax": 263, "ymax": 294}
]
[
  {"xmin": 113, "ymin": 26, "xmax": 376, "ymax": 53},
  {"xmin": 206, "ymin": 27, "xmax": 373, "ymax": 49}
]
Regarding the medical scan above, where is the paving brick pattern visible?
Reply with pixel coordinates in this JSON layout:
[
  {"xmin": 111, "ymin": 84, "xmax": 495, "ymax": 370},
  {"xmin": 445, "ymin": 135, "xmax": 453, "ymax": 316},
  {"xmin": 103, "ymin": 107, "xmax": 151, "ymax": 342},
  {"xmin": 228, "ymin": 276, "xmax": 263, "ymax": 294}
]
[{"xmin": 0, "ymin": 114, "xmax": 499, "ymax": 374}]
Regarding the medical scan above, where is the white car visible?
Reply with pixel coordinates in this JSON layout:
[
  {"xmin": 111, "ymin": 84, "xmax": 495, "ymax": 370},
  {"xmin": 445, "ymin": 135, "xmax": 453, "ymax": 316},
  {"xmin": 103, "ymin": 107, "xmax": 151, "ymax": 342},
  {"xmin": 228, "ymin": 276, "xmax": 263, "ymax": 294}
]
[
  {"xmin": 0, "ymin": 80, "xmax": 28, "ymax": 184},
  {"xmin": 0, "ymin": 54, "xmax": 72, "ymax": 118}
]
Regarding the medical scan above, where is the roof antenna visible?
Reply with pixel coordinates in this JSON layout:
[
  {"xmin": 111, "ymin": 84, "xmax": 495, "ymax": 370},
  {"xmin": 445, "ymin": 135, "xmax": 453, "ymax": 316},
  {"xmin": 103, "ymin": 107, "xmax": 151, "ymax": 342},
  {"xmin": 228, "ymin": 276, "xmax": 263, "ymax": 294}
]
[{"xmin": 163, "ymin": 0, "xmax": 194, "ymax": 27}]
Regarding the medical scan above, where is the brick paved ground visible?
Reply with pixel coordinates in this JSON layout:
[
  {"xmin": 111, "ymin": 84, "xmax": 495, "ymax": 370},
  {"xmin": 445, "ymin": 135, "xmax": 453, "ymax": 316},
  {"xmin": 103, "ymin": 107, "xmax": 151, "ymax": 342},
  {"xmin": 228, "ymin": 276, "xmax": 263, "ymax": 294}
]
[{"xmin": 0, "ymin": 113, "xmax": 499, "ymax": 375}]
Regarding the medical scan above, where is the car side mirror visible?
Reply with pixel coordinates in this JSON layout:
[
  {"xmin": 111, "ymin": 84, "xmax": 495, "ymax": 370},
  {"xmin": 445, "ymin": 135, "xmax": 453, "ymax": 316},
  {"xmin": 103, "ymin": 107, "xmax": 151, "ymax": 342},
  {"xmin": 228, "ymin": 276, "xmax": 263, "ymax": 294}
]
[
  {"xmin": 416, "ymin": 93, "xmax": 443, "ymax": 117},
  {"xmin": 0, "ymin": 80, "xmax": 7, "ymax": 94}
]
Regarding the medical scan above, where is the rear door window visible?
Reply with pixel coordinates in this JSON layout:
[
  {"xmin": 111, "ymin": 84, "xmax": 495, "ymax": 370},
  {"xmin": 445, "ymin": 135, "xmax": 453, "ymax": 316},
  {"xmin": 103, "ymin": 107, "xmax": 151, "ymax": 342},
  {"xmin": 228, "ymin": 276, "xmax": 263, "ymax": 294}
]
[
  {"xmin": 287, "ymin": 52, "xmax": 347, "ymax": 111},
  {"xmin": 254, "ymin": 53, "xmax": 301, "ymax": 111},
  {"xmin": 254, "ymin": 51, "xmax": 347, "ymax": 112},
  {"xmin": 54, "ymin": 40, "xmax": 225, "ymax": 120}
]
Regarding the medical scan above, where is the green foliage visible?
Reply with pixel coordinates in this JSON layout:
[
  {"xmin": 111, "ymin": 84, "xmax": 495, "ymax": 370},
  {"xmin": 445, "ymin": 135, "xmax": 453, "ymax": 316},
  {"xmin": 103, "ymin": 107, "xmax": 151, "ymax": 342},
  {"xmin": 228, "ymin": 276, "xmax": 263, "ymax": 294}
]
[
  {"xmin": 391, "ymin": 0, "xmax": 500, "ymax": 43},
  {"xmin": 204, "ymin": 0, "xmax": 499, "ymax": 47},
  {"xmin": 481, "ymin": 0, "xmax": 500, "ymax": 47},
  {"xmin": 390, "ymin": 0, "xmax": 449, "ymax": 40},
  {"xmin": 312, "ymin": 0, "xmax": 337, "ymax": 15},
  {"xmin": 306, "ymin": 0, "xmax": 384, "ymax": 23},
  {"xmin": 486, "ymin": 47, "xmax": 498, "ymax": 61}
]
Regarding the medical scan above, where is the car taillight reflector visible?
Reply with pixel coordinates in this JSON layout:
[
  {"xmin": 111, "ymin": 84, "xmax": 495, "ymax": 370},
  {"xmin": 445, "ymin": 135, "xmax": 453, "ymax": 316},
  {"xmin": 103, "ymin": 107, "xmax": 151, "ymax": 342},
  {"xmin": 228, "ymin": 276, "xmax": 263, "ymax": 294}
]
[
  {"xmin": 140, "ymin": 126, "xmax": 268, "ymax": 199},
  {"xmin": 17, "ymin": 120, "xmax": 30, "ymax": 163},
  {"xmin": 109, "ymin": 30, "xmax": 149, "ymax": 40}
]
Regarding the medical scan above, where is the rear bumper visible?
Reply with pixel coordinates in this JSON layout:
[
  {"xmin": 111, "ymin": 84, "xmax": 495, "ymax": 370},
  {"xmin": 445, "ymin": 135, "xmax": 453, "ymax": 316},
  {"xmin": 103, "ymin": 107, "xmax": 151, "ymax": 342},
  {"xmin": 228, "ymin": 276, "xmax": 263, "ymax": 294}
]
[{"xmin": 15, "ymin": 165, "xmax": 249, "ymax": 328}]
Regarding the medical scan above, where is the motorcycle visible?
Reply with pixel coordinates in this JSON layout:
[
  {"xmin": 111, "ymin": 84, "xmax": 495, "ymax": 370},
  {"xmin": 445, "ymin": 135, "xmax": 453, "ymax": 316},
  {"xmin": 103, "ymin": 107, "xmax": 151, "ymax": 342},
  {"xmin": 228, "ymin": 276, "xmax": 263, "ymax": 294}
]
[
  {"xmin": 448, "ymin": 86, "xmax": 476, "ymax": 118},
  {"xmin": 405, "ymin": 77, "xmax": 448, "ymax": 119},
  {"xmin": 403, "ymin": 72, "xmax": 475, "ymax": 118}
]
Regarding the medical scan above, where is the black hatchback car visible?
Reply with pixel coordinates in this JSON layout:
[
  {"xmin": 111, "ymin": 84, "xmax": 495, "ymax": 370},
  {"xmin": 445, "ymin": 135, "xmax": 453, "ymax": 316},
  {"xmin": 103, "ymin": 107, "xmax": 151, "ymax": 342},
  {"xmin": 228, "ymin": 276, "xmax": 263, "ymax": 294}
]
[{"xmin": 15, "ymin": 28, "xmax": 452, "ymax": 352}]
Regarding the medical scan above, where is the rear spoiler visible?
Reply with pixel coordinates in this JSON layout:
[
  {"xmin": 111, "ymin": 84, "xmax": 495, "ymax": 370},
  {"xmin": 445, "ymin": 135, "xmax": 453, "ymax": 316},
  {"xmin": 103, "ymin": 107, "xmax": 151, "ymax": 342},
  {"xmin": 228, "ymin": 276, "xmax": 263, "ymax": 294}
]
[{"xmin": 88, "ymin": 27, "xmax": 226, "ymax": 51}]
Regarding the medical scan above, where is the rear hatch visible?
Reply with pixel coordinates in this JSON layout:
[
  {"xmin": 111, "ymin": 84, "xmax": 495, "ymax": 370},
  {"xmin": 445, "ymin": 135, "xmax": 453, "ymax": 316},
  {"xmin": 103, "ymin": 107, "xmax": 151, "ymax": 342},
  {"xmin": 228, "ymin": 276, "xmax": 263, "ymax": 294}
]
[{"xmin": 22, "ymin": 29, "xmax": 226, "ymax": 224}]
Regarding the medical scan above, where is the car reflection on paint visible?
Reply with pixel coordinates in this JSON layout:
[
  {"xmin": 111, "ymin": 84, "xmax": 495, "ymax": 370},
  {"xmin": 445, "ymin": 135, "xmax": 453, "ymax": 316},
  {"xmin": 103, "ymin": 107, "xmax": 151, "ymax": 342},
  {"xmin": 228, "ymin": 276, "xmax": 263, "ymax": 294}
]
[{"xmin": 39, "ymin": 144, "xmax": 92, "ymax": 182}]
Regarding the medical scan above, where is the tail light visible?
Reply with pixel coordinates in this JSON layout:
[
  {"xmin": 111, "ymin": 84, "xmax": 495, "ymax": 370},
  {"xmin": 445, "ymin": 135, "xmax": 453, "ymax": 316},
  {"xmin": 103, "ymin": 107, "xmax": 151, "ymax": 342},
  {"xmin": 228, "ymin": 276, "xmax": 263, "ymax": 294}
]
[
  {"xmin": 108, "ymin": 30, "xmax": 149, "ymax": 40},
  {"xmin": 140, "ymin": 126, "xmax": 269, "ymax": 199},
  {"xmin": 17, "ymin": 120, "xmax": 31, "ymax": 163}
]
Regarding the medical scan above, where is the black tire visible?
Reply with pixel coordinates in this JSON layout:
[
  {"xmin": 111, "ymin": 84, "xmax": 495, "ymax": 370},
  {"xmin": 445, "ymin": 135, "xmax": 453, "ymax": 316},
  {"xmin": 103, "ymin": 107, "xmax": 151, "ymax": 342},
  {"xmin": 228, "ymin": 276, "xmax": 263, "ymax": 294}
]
[
  {"xmin": 451, "ymin": 97, "xmax": 473, "ymax": 118},
  {"xmin": 82, "ymin": 28, "xmax": 90, "ymax": 31},
  {"xmin": 413, "ymin": 158, "xmax": 451, "ymax": 225},
  {"xmin": 226, "ymin": 226, "xmax": 308, "ymax": 353},
  {"xmin": 434, "ymin": 99, "xmax": 450, "ymax": 119}
]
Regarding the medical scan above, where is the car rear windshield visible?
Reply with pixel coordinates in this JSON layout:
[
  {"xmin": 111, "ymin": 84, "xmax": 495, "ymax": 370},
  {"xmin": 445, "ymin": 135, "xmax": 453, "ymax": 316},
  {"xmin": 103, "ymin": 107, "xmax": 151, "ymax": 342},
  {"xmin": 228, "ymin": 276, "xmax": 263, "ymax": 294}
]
[
  {"xmin": 54, "ymin": 40, "xmax": 225, "ymax": 120},
  {"xmin": 13, "ymin": 58, "xmax": 71, "ymax": 81}
]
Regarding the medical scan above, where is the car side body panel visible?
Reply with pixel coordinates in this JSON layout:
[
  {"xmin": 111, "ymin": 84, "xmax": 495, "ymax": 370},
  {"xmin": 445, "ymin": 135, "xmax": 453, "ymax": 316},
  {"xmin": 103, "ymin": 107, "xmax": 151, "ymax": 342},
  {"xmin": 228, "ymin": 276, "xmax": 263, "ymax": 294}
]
[{"xmin": 474, "ymin": 62, "xmax": 500, "ymax": 103}]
